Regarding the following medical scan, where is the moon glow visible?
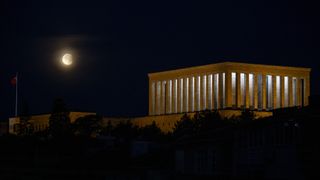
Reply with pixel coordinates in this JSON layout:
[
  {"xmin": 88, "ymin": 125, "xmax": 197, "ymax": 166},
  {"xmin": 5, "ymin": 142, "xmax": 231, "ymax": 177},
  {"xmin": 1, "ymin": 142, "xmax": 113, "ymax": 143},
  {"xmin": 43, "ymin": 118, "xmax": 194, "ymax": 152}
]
[{"xmin": 62, "ymin": 53, "xmax": 73, "ymax": 66}]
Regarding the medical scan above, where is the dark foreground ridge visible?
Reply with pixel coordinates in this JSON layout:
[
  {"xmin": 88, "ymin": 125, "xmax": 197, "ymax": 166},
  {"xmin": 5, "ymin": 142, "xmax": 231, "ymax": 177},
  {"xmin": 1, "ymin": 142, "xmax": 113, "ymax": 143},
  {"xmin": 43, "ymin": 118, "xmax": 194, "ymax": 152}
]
[{"xmin": 1, "ymin": 105, "xmax": 320, "ymax": 180}]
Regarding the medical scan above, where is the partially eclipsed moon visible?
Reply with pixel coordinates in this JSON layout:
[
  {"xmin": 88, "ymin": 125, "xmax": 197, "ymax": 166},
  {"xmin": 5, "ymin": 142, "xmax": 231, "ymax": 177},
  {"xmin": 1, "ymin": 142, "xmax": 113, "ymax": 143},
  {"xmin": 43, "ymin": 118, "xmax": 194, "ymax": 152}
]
[{"xmin": 62, "ymin": 54, "xmax": 73, "ymax": 66}]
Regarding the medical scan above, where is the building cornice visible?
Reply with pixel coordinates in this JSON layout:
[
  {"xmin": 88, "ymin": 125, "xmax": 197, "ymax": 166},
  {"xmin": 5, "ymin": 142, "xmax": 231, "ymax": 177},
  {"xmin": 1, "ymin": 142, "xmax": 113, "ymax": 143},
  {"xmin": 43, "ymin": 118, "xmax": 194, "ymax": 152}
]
[{"xmin": 148, "ymin": 62, "xmax": 311, "ymax": 80}]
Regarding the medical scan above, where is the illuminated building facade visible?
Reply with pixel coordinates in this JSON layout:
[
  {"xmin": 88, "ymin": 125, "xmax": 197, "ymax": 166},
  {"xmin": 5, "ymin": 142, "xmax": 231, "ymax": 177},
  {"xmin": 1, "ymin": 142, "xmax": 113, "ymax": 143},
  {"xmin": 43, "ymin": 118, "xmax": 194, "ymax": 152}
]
[
  {"xmin": 148, "ymin": 62, "xmax": 311, "ymax": 115},
  {"xmin": 7, "ymin": 62, "xmax": 311, "ymax": 134},
  {"xmin": 8, "ymin": 112, "xmax": 96, "ymax": 134}
]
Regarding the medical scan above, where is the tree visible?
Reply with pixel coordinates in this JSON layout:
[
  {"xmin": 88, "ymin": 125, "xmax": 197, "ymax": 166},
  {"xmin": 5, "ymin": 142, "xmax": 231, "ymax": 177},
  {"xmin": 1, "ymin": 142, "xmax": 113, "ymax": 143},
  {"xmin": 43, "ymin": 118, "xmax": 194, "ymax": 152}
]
[
  {"xmin": 18, "ymin": 101, "xmax": 33, "ymax": 136},
  {"xmin": 173, "ymin": 113, "xmax": 194, "ymax": 138},
  {"xmin": 73, "ymin": 115, "xmax": 102, "ymax": 137},
  {"xmin": 173, "ymin": 111, "xmax": 234, "ymax": 138},
  {"xmin": 48, "ymin": 98, "xmax": 71, "ymax": 138},
  {"xmin": 139, "ymin": 121, "xmax": 163, "ymax": 141},
  {"xmin": 100, "ymin": 120, "xmax": 113, "ymax": 136},
  {"xmin": 112, "ymin": 120, "xmax": 139, "ymax": 140},
  {"xmin": 239, "ymin": 109, "xmax": 255, "ymax": 123},
  {"xmin": 193, "ymin": 110, "xmax": 224, "ymax": 132}
]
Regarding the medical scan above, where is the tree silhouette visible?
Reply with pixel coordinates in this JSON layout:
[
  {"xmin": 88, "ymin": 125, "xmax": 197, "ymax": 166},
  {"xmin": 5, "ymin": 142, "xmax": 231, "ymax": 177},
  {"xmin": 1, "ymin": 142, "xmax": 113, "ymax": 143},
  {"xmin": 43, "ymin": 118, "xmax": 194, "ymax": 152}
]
[
  {"xmin": 193, "ymin": 110, "xmax": 225, "ymax": 133},
  {"xmin": 139, "ymin": 121, "xmax": 163, "ymax": 141},
  {"xmin": 18, "ymin": 101, "xmax": 33, "ymax": 136},
  {"xmin": 173, "ymin": 111, "xmax": 234, "ymax": 138},
  {"xmin": 48, "ymin": 98, "xmax": 71, "ymax": 138},
  {"xmin": 112, "ymin": 120, "xmax": 139, "ymax": 140},
  {"xmin": 73, "ymin": 115, "xmax": 102, "ymax": 137},
  {"xmin": 100, "ymin": 120, "xmax": 113, "ymax": 136},
  {"xmin": 239, "ymin": 109, "xmax": 255, "ymax": 123},
  {"xmin": 173, "ymin": 113, "xmax": 194, "ymax": 138}
]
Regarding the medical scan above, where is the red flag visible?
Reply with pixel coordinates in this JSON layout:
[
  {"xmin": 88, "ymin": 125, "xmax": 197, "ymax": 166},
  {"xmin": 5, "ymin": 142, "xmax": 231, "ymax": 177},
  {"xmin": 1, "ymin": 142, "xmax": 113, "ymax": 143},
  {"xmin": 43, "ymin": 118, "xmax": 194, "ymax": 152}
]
[{"xmin": 11, "ymin": 76, "xmax": 17, "ymax": 86}]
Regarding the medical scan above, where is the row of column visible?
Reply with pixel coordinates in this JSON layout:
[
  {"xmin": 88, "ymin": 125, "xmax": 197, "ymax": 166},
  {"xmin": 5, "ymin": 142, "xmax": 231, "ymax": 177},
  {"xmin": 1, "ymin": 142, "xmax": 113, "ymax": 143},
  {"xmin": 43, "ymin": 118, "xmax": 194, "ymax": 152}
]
[
  {"xmin": 254, "ymin": 74, "xmax": 307, "ymax": 110},
  {"xmin": 149, "ymin": 72, "xmax": 308, "ymax": 115}
]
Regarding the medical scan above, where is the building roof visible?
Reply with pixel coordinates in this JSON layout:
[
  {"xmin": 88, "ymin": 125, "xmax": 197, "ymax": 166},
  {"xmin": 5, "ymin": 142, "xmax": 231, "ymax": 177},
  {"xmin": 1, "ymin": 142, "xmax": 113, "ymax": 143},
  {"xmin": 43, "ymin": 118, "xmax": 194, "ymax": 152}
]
[{"xmin": 148, "ymin": 62, "xmax": 311, "ymax": 80}]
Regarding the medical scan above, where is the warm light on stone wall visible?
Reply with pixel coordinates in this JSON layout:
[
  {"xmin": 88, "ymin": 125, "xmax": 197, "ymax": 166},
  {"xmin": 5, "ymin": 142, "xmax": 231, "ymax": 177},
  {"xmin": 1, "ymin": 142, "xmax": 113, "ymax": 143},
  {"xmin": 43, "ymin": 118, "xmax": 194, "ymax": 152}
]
[{"xmin": 148, "ymin": 62, "xmax": 311, "ymax": 115}]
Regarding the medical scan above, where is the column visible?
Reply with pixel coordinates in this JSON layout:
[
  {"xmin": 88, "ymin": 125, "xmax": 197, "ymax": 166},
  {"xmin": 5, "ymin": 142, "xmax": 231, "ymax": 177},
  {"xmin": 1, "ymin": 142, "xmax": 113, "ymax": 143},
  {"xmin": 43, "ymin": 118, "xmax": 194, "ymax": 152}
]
[
  {"xmin": 161, "ymin": 81, "xmax": 166, "ymax": 114},
  {"xmin": 165, "ymin": 80, "xmax": 169, "ymax": 114},
  {"xmin": 212, "ymin": 74, "xmax": 216, "ymax": 109},
  {"xmin": 225, "ymin": 71, "xmax": 232, "ymax": 108},
  {"xmin": 189, "ymin": 76, "xmax": 195, "ymax": 112},
  {"xmin": 288, "ymin": 76, "xmax": 293, "ymax": 107},
  {"xmin": 222, "ymin": 73, "xmax": 226, "ymax": 108},
  {"xmin": 183, "ymin": 77, "xmax": 189, "ymax": 112},
  {"xmin": 207, "ymin": 74, "xmax": 213, "ymax": 110},
  {"xmin": 202, "ymin": 74, "xmax": 207, "ymax": 110},
  {"xmin": 173, "ymin": 79, "xmax": 178, "ymax": 113},
  {"xmin": 280, "ymin": 76, "xmax": 285, "ymax": 108},
  {"xmin": 166, "ymin": 80, "xmax": 173, "ymax": 114},
  {"xmin": 262, "ymin": 74, "xmax": 266, "ymax": 110},
  {"xmin": 149, "ymin": 81, "xmax": 156, "ymax": 115},
  {"xmin": 305, "ymin": 76, "xmax": 310, "ymax": 106},
  {"xmin": 297, "ymin": 77, "xmax": 301, "ymax": 107},
  {"xmin": 177, "ymin": 78, "xmax": 183, "ymax": 113},
  {"xmin": 206, "ymin": 74, "xmax": 210, "ymax": 110},
  {"xmin": 196, "ymin": 75, "xmax": 201, "ymax": 111},
  {"xmin": 245, "ymin": 73, "xmax": 250, "ymax": 109},
  {"xmin": 156, "ymin": 81, "xmax": 161, "ymax": 115},
  {"xmin": 236, "ymin": 72, "xmax": 241, "ymax": 108},
  {"xmin": 149, "ymin": 81, "xmax": 152, "ymax": 115},
  {"xmin": 219, "ymin": 73, "xmax": 224, "ymax": 109},
  {"xmin": 254, "ymin": 74, "xmax": 258, "ymax": 109},
  {"xmin": 272, "ymin": 75, "xmax": 277, "ymax": 109},
  {"xmin": 199, "ymin": 75, "xmax": 202, "ymax": 111}
]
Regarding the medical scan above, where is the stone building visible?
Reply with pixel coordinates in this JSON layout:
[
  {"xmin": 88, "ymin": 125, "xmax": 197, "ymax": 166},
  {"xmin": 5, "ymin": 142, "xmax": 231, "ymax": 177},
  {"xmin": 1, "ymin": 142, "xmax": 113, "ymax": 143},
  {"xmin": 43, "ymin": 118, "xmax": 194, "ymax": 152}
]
[
  {"xmin": 7, "ymin": 62, "xmax": 311, "ymax": 134},
  {"xmin": 8, "ymin": 112, "xmax": 96, "ymax": 134},
  {"xmin": 148, "ymin": 62, "xmax": 310, "ymax": 115}
]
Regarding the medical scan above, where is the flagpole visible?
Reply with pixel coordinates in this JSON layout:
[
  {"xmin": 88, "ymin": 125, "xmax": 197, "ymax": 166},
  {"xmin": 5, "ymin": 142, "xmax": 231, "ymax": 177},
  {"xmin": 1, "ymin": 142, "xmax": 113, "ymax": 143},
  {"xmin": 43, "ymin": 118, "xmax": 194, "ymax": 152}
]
[{"xmin": 15, "ymin": 72, "xmax": 18, "ymax": 117}]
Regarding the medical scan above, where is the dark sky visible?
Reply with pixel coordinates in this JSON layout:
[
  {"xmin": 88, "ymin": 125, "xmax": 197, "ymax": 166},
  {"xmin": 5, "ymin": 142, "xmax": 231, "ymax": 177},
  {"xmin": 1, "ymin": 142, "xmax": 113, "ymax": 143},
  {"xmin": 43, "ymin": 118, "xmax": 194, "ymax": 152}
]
[{"xmin": 0, "ymin": 0, "xmax": 319, "ymax": 120}]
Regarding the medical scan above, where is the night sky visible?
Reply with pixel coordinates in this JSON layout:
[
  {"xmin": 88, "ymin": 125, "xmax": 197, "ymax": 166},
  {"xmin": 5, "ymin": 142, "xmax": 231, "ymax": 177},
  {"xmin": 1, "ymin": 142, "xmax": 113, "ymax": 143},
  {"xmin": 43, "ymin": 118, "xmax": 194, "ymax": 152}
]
[{"xmin": 0, "ymin": 0, "xmax": 319, "ymax": 120}]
